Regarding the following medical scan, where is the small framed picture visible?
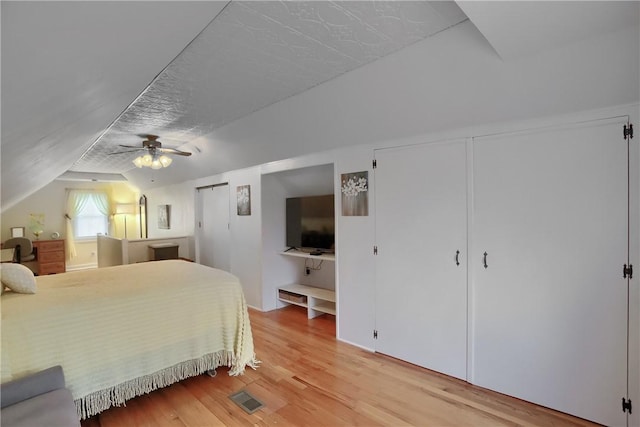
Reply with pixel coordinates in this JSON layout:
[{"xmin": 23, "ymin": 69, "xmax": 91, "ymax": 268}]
[
  {"xmin": 237, "ymin": 185, "xmax": 251, "ymax": 216},
  {"xmin": 10, "ymin": 227, "xmax": 25, "ymax": 238}
]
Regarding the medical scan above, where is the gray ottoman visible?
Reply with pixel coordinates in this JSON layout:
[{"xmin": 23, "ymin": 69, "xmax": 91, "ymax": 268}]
[{"xmin": 0, "ymin": 366, "xmax": 80, "ymax": 427}]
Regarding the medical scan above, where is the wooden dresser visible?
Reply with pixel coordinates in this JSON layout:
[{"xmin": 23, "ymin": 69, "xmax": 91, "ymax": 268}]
[{"xmin": 33, "ymin": 239, "xmax": 66, "ymax": 275}]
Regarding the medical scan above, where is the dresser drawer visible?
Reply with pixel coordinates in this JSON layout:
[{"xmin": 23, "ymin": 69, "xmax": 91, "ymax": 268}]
[
  {"xmin": 36, "ymin": 240, "xmax": 64, "ymax": 252},
  {"xmin": 40, "ymin": 250, "xmax": 65, "ymax": 263},
  {"xmin": 39, "ymin": 262, "xmax": 65, "ymax": 275},
  {"xmin": 33, "ymin": 240, "xmax": 65, "ymax": 275}
]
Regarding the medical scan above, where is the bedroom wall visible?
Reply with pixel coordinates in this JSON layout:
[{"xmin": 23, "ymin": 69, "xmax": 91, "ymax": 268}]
[
  {"xmin": 143, "ymin": 181, "xmax": 196, "ymax": 259},
  {"xmin": 0, "ymin": 180, "xmax": 138, "ymax": 269},
  {"xmin": 333, "ymin": 146, "xmax": 376, "ymax": 349},
  {"xmin": 190, "ymin": 166, "xmax": 263, "ymax": 309},
  {"xmin": 229, "ymin": 169, "xmax": 263, "ymax": 309}
]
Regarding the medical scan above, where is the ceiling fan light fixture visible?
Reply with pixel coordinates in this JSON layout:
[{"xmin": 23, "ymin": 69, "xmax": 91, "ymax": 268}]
[
  {"xmin": 142, "ymin": 153, "xmax": 153, "ymax": 167},
  {"xmin": 132, "ymin": 153, "xmax": 173, "ymax": 169},
  {"xmin": 132, "ymin": 156, "xmax": 144, "ymax": 168},
  {"xmin": 159, "ymin": 155, "xmax": 172, "ymax": 167},
  {"xmin": 150, "ymin": 158, "xmax": 163, "ymax": 169},
  {"xmin": 123, "ymin": 135, "xmax": 189, "ymax": 170}
]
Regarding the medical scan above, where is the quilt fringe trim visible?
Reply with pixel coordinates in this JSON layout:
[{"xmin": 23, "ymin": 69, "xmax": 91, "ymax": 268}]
[{"xmin": 75, "ymin": 350, "xmax": 255, "ymax": 420}]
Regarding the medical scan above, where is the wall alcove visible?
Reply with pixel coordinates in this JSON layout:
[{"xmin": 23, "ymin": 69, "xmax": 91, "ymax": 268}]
[{"xmin": 260, "ymin": 163, "xmax": 336, "ymax": 328}]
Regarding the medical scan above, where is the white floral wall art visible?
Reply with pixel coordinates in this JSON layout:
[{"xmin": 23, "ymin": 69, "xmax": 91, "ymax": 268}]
[
  {"xmin": 341, "ymin": 171, "xmax": 368, "ymax": 216},
  {"xmin": 237, "ymin": 185, "xmax": 251, "ymax": 216},
  {"xmin": 158, "ymin": 205, "xmax": 171, "ymax": 229}
]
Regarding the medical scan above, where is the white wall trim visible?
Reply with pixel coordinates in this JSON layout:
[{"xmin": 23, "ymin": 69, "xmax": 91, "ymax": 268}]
[{"xmin": 337, "ymin": 338, "xmax": 374, "ymax": 353}]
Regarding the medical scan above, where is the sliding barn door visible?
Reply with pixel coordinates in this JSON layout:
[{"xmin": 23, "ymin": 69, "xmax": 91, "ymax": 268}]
[
  {"xmin": 197, "ymin": 184, "xmax": 230, "ymax": 271},
  {"xmin": 375, "ymin": 139, "xmax": 467, "ymax": 380},
  {"xmin": 471, "ymin": 117, "xmax": 629, "ymax": 426}
]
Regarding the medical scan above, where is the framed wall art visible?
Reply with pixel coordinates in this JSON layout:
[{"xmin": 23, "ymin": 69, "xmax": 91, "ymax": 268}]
[
  {"xmin": 10, "ymin": 227, "xmax": 25, "ymax": 238},
  {"xmin": 158, "ymin": 204, "xmax": 171, "ymax": 229},
  {"xmin": 237, "ymin": 185, "xmax": 251, "ymax": 216},
  {"xmin": 341, "ymin": 171, "xmax": 368, "ymax": 216}
]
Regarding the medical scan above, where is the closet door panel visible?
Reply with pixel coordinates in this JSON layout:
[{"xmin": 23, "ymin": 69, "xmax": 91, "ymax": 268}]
[
  {"xmin": 375, "ymin": 140, "xmax": 467, "ymax": 379},
  {"xmin": 472, "ymin": 118, "xmax": 628, "ymax": 426},
  {"xmin": 197, "ymin": 185, "xmax": 230, "ymax": 271}
]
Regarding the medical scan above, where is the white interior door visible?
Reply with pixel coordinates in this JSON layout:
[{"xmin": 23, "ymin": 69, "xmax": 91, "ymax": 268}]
[
  {"xmin": 375, "ymin": 139, "xmax": 468, "ymax": 380},
  {"xmin": 471, "ymin": 117, "xmax": 629, "ymax": 426},
  {"xmin": 197, "ymin": 184, "xmax": 230, "ymax": 271}
]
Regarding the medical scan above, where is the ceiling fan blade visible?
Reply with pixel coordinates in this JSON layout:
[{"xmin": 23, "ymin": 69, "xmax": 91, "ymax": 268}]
[
  {"xmin": 109, "ymin": 150, "xmax": 142, "ymax": 155},
  {"xmin": 158, "ymin": 147, "xmax": 192, "ymax": 156},
  {"xmin": 119, "ymin": 144, "xmax": 144, "ymax": 149}
]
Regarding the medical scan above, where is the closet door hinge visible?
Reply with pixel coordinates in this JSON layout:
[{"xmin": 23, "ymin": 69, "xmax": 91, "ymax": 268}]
[
  {"xmin": 624, "ymin": 123, "xmax": 633, "ymax": 139},
  {"xmin": 373, "ymin": 246, "xmax": 378, "ymax": 255},
  {"xmin": 622, "ymin": 397, "xmax": 632, "ymax": 414},
  {"xmin": 373, "ymin": 330, "xmax": 378, "ymax": 339},
  {"xmin": 624, "ymin": 264, "xmax": 633, "ymax": 279},
  {"xmin": 373, "ymin": 159, "xmax": 377, "ymax": 169}
]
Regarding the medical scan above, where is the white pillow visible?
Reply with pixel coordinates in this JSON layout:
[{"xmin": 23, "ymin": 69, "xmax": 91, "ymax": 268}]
[{"xmin": 0, "ymin": 263, "xmax": 36, "ymax": 294}]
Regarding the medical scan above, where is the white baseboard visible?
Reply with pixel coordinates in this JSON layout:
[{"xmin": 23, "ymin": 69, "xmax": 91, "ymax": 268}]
[{"xmin": 336, "ymin": 337, "xmax": 374, "ymax": 353}]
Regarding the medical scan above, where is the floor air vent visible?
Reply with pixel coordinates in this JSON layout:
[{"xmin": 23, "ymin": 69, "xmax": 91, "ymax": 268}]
[{"xmin": 229, "ymin": 390, "xmax": 264, "ymax": 414}]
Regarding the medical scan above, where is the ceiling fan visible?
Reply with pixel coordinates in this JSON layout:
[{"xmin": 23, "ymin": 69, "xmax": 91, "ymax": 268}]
[{"xmin": 111, "ymin": 135, "xmax": 192, "ymax": 169}]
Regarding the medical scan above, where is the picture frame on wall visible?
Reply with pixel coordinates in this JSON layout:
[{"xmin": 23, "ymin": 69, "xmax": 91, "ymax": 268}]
[
  {"xmin": 237, "ymin": 185, "xmax": 251, "ymax": 216},
  {"xmin": 158, "ymin": 204, "xmax": 171, "ymax": 229},
  {"xmin": 341, "ymin": 171, "xmax": 369, "ymax": 216},
  {"xmin": 10, "ymin": 227, "xmax": 25, "ymax": 238}
]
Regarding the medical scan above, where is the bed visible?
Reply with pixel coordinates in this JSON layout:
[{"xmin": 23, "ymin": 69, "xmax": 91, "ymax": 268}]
[{"xmin": 1, "ymin": 260, "xmax": 258, "ymax": 419}]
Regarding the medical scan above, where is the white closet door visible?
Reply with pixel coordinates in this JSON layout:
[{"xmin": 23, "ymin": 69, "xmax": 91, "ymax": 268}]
[
  {"xmin": 197, "ymin": 184, "xmax": 230, "ymax": 271},
  {"xmin": 472, "ymin": 118, "xmax": 628, "ymax": 426},
  {"xmin": 375, "ymin": 139, "xmax": 467, "ymax": 379}
]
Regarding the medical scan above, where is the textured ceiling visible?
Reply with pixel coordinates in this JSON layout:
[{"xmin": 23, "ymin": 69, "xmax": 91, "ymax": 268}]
[{"xmin": 70, "ymin": 1, "xmax": 468, "ymax": 174}]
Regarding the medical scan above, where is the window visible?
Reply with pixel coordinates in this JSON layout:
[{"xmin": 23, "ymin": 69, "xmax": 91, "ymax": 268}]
[
  {"xmin": 66, "ymin": 190, "xmax": 110, "ymax": 241},
  {"xmin": 74, "ymin": 197, "xmax": 108, "ymax": 239}
]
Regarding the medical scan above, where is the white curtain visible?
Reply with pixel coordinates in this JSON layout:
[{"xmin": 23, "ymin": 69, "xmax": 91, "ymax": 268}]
[{"xmin": 65, "ymin": 190, "xmax": 110, "ymax": 260}]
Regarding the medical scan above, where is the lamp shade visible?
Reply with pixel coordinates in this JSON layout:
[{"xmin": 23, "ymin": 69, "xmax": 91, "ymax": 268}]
[{"xmin": 115, "ymin": 204, "xmax": 136, "ymax": 215}]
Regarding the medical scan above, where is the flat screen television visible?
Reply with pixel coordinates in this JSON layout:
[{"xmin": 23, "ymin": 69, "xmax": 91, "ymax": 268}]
[{"xmin": 286, "ymin": 194, "xmax": 335, "ymax": 253}]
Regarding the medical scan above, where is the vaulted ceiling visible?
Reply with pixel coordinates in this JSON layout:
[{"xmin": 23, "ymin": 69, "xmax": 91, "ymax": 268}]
[
  {"xmin": 2, "ymin": 1, "xmax": 639, "ymax": 212},
  {"xmin": 69, "ymin": 1, "xmax": 468, "ymax": 174}
]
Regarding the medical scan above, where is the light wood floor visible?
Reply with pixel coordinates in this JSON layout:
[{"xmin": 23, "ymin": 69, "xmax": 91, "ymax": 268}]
[{"xmin": 82, "ymin": 306, "xmax": 598, "ymax": 426}]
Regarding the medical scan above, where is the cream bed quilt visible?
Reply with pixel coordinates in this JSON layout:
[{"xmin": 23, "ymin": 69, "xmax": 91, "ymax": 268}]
[{"xmin": 1, "ymin": 260, "xmax": 258, "ymax": 419}]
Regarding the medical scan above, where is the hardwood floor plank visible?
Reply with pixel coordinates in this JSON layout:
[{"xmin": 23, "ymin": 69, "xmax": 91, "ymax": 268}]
[
  {"xmin": 179, "ymin": 376, "xmax": 256, "ymax": 427},
  {"xmin": 82, "ymin": 305, "xmax": 598, "ymax": 427},
  {"xmin": 136, "ymin": 393, "xmax": 187, "ymax": 427},
  {"xmin": 158, "ymin": 382, "xmax": 226, "ymax": 426},
  {"xmin": 354, "ymin": 401, "xmax": 413, "ymax": 427}
]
